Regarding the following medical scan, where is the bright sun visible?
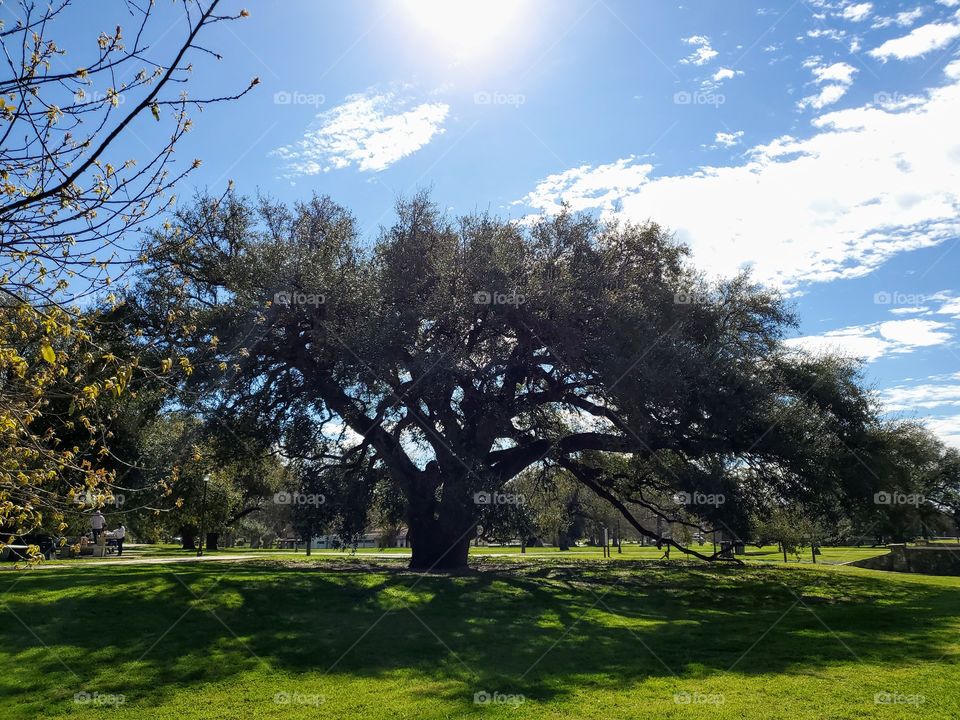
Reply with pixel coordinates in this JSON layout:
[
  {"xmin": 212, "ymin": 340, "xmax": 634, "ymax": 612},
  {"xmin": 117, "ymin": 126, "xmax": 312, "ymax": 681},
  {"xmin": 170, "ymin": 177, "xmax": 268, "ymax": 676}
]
[{"xmin": 402, "ymin": 0, "xmax": 524, "ymax": 58}]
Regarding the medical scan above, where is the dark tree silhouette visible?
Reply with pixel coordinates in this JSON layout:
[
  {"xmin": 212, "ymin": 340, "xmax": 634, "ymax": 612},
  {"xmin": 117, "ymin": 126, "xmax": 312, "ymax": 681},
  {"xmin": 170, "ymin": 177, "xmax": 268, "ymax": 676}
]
[{"xmin": 134, "ymin": 192, "xmax": 886, "ymax": 571}]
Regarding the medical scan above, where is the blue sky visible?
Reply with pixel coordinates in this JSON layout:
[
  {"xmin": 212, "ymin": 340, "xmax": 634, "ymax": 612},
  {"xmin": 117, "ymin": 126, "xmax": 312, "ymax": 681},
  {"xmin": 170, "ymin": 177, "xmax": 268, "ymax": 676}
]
[{"xmin": 26, "ymin": 0, "xmax": 960, "ymax": 445}]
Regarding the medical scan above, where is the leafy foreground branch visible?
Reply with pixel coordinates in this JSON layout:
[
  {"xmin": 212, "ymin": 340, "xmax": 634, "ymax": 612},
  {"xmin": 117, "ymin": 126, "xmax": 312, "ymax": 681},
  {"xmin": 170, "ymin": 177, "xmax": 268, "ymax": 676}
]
[{"xmin": 0, "ymin": 0, "xmax": 255, "ymax": 559}]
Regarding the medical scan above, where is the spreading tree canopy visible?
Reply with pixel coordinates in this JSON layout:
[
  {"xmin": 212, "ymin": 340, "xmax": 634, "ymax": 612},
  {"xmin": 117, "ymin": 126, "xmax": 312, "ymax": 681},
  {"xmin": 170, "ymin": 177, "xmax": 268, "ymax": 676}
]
[{"xmin": 135, "ymin": 191, "xmax": 885, "ymax": 570}]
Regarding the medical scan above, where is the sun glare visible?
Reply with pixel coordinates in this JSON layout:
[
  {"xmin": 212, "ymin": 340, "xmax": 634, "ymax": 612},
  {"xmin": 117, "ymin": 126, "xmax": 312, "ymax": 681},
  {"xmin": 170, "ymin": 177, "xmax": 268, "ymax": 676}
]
[{"xmin": 402, "ymin": 0, "xmax": 525, "ymax": 58}]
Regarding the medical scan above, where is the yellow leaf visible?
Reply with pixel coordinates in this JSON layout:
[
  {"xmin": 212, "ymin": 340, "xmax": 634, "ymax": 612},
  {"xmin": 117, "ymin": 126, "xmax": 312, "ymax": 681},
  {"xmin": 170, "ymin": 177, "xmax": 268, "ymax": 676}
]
[{"xmin": 40, "ymin": 344, "xmax": 56, "ymax": 364}]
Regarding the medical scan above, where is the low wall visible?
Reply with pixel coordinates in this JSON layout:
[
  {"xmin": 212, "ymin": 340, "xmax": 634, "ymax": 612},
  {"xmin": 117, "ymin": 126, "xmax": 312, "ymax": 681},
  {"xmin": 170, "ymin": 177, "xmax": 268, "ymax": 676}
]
[{"xmin": 850, "ymin": 544, "xmax": 960, "ymax": 576}]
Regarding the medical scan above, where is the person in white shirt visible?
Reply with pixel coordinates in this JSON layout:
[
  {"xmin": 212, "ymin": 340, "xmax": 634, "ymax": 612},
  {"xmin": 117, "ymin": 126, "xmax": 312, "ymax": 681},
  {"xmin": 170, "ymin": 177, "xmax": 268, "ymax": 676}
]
[
  {"xmin": 90, "ymin": 510, "xmax": 105, "ymax": 544},
  {"xmin": 114, "ymin": 524, "xmax": 125, "ymax": 556}
]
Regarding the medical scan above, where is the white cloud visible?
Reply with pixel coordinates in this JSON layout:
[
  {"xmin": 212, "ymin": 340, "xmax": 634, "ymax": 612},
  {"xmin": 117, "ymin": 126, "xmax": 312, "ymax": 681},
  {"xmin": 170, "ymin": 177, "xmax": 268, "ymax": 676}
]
[
  {"xmin": 787, "ymin": 319, "xmax": 953, "ymax": 361},
  {"xmin": 878, "ymin": 318, "xmax": 953, "ymax": 346},
  {"xmin": 868, "ymin": 21, "xmax": 960, "ymax": 61},
  {"xmin": 842, "ymin": 2, "xmax": 873, "ymax": 21},
  {"xmin": 799, "ymin": 61, "xmax": 858, "ymax": 109},
  {"xmin": 520, "ymin": 157, "xmax": 654, "ymax": 217},
  {"xmin": 714, "ymin": 130, "xmax": 745, "ymax": 147},
  {"xmin": 882, "ymin": 375, "xmax": 960, "ymax": 411},
  {"xmin": 800, "ymin": 83, "xmax": 853, "ymax": 108},
  {"xmin": 925, "ymin": 416, "xmax": 960, "ymax": 446},
  {"xmin": 712, "ymin": 67, "xmax": 744, "ymax": 82},
  {"xmin": 271, "ymin": 90, "xmax": 449, "ymax": 175},
  {"xmin": 517, "ymin": 66, "xmax": 960, "ymax": 288},
  {"xmin": 937, "ymin": 297, "xmax": 960, "ymax": 316},
  {"xmin": 881, "ymin": 374, "xmax": 960, "ymax": 446},
  {"xmin": 681, "ymin": 35, "xmax": 719, "ymax": 65},
  {"xmin": 814, "ymin": 61, "xmax": 859, "ymax": 84}
]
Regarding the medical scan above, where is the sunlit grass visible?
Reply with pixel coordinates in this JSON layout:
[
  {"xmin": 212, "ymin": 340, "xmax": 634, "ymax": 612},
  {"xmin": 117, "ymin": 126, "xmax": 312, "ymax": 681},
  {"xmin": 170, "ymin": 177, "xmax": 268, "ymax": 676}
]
[{"xmin": 1, "ymin": 557, "xmax": 957, "ymax": 719}]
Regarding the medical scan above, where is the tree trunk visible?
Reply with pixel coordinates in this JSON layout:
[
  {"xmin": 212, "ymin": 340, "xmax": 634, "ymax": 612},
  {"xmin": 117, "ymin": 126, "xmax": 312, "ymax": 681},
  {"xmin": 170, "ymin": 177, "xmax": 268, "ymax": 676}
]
[
  {"xmin": 557, "ymin": 531, "xmax": 570, "ymax": 551},
  {"xmin": 408, "ymin": 522, "xmax": 472, "ymax": 571},
  {"xmin": 206, "ymin": 532, "xmax": 219, "ymax": 552},
  {"xmin": 180, "ymin": 526, "xmax": 197, "ymax": 550},
  {"xmin": 406, "ymin": 499, "xmax": 474, "ymax": 572}
]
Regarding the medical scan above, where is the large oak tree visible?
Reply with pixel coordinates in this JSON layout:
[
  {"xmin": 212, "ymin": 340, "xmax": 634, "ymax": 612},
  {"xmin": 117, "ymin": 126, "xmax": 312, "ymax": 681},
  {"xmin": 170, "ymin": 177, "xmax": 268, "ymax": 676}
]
[{"xmin": 134, "ymin": 192, "xmax": 883, "ymax": 571}]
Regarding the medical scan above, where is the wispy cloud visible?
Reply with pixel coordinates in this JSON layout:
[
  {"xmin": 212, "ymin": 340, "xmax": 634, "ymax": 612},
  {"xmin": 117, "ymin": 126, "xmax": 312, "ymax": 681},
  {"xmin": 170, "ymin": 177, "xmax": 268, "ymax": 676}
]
[
  {"xmin": 871, "ymin": 8, "xmax": 925, "ymax": 29},
  {"xmin": 680, "ymin": 35, "xmax": 719, "ymax": 65},
  {"xmin": 882, "ymin": 373, "xmax": 960, "ymax": 411},
  {"xmin": 713, "ymin": 130, "xmax": 744, "ymax": 147},
  {"xmin": 806, "ymin": 27, "xmax": 847, "ymax": 42},
  {"xmin": 271, "ymin": 90, "xmax": 449, "ymax": 176},
  {"xmin": 519, "ymin": 157, "xmax": 653, "ymax": 217}
]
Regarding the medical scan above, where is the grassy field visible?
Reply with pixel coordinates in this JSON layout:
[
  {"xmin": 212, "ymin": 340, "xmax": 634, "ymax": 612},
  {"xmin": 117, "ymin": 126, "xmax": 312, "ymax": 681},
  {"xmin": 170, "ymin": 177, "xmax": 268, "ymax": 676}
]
[{"xmin": 1, "ymin": 554, "xmax": 957, "ymax": 719}]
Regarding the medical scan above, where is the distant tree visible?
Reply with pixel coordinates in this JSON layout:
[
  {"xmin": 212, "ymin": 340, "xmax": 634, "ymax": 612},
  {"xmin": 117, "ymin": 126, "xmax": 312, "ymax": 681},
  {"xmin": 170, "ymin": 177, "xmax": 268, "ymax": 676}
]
[
  {"xmin": 134, "ymin": 192, "xmax": 886, "ymax": 571},
  {"xmin": 285, "ymin": 460, "xmax": 382, "ymax": 554},
  {"xmin": 852, "ymin": 421, "xmax": 952, "ymax": 544},
  {"xmin": 753, "ymin": 506, "xmax": 814, "ymax": 562},
  {"xmin": 931, "ymin": 447, "xmax": 960, "ymax": 534},
  {"xmin": 477, "ymin": 486, "xmax": 538, "ymax": 552}
]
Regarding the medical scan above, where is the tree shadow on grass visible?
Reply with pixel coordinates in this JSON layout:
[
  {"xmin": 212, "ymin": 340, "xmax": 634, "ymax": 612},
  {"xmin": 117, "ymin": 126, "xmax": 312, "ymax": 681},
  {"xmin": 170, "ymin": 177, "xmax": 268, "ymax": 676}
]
[{"xmin": 0, "ymin": 558, "xmax": 957, "ymax": 717}]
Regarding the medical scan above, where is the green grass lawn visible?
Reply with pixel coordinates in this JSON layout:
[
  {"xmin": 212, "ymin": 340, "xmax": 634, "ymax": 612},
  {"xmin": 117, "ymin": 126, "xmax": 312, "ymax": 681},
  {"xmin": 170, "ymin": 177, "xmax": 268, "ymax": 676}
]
[
  {"xmin": 67, "ymin": 541, "xmax": 889, "ymax": 565},
  {"xmin": 1, "ymin": 555, "xmax": 957, "ymax": 719}
]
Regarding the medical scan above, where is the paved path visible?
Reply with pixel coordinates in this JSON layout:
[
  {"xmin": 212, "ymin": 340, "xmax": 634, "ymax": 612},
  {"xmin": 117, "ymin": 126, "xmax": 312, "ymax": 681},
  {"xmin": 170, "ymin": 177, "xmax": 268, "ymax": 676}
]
[
  {"xmin": 7, "ymin": 552, "xmax": 279, "ymax": 570},
  {"xmin": 5, "ymin": 549, "xmax": 615, "ymax": 570}
]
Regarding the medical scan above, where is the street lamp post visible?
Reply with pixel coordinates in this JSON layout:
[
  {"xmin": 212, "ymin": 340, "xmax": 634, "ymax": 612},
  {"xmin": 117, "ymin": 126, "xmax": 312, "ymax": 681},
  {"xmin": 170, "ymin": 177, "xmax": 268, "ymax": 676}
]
[{"xmin": 197, "ymin": 475, "xmax": 209, "ymax": 558}]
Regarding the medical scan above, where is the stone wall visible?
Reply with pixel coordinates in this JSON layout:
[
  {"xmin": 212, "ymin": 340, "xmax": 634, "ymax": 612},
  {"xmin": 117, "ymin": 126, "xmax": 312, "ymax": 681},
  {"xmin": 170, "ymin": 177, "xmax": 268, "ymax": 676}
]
[{"xmin": 849, "ymin": 544, "xmax": 960, "ymax": 576}]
